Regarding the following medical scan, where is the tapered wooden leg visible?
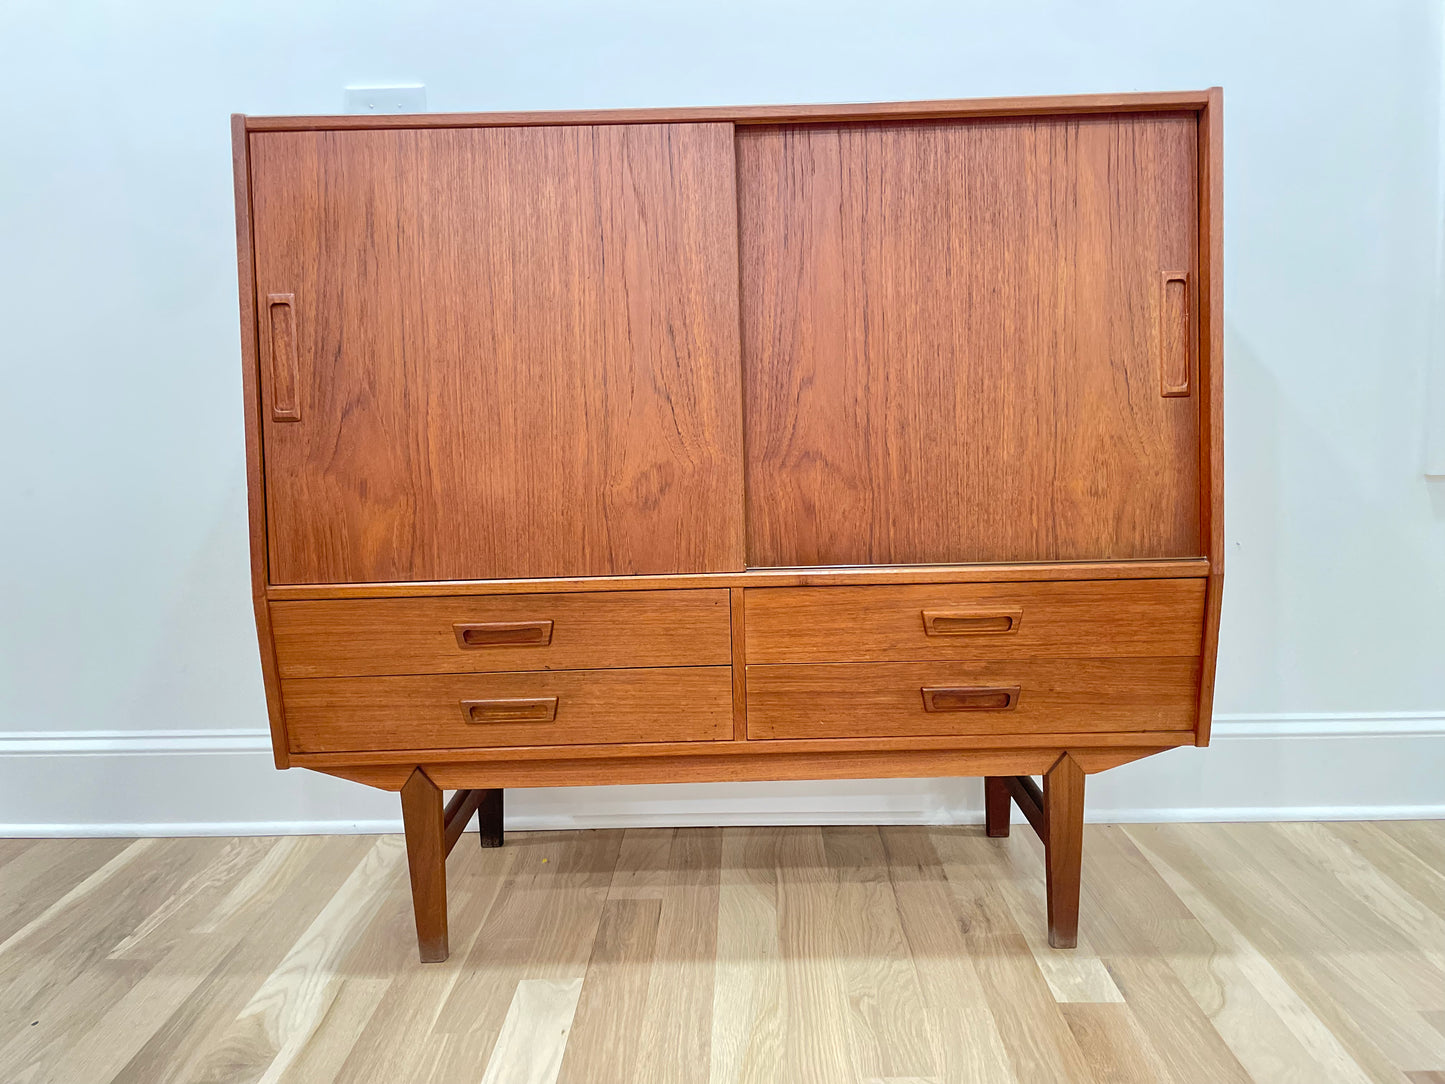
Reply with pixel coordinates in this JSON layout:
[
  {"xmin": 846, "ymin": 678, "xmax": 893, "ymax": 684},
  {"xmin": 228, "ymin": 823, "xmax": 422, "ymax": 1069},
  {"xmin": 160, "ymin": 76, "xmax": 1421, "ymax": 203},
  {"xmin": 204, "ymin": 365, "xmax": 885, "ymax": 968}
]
[
  {"xmin": 400, "ymin": 768, "xmax": 448, "ymax": 962},
  {"xmin": 477, "ymin": 788, "xmax": 504, "ymax": 848},
  {"xmin": 984, "ymin": 776, "xmax": 1011, "ymax": 837},
  {"xmin": 1043, "ymin": 754, "xmax": 1085, "ymax": 949}
]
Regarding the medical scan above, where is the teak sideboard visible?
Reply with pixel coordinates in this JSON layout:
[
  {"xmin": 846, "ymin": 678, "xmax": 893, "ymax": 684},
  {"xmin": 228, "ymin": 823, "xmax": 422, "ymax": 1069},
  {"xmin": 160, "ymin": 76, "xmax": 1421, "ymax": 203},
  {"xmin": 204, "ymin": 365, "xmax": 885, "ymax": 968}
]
[{"xmin": 231, "ymin": 89, "xmax": 1223, "ymax": 962}]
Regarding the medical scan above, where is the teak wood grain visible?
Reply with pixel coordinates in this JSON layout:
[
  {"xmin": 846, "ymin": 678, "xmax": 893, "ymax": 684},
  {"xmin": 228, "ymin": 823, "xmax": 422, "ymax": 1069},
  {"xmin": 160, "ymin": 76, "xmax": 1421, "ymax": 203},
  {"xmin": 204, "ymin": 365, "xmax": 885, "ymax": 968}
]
[
  {"xmin": 1043, "ymin": 753, "xmax": 1086, "ymax": 948},
  {"xmin": 242, "ymin": 90, "xmax": 1218, "ymax": 131},
  {"xmin": 399, "ymin": 768, "xmax": 448, "ymax": 961},
  {"xmin": 745, "ymin": 657, "xmax": 1199, "ymax": 740},
  {"xmin": 263, "ymin": 557, "xmax": 1212, "ymax": 600},
  {"xmin": 1196, "ymin": 87, "xmax": 1225, "ymax": 745},
  {"xmin": 738, "ymin": 112, "xmax": 1201, "ymax": 566},
  {"xmin": 230, "ymin": 91, "xmax": 1224, "ymax": 963},
  {"xmin": 282, "ymin": 666, "xmax": 733, "ymax": 752},
  {"xmin": 231, "ymin": 114, "xmax": 290, "ymax": 768},
  {"xmin": 409, "ymin": 746, "xmax": 1163, "ymax": 790},
  {"xmin": 269, "ymin": 588, "xmax": 731, "ymax": 677},
  {"xmin": 248, "ymin": 122, "xmax": 745, "ymax": 584},
  {"xmin": 744, "ymin": 577, "xmax": 1205, "ymax": 663},
  {"xmin": 293, "ymin": 729, "xmax": 1190, "ymax": 771}
]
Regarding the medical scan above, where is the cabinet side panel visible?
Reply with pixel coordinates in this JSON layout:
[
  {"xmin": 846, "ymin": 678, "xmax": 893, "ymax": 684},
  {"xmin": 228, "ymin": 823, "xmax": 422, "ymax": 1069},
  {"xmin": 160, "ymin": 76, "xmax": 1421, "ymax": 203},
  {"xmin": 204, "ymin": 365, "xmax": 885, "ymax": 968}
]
[
  {"xmin": 249, "ymin": 123, "xmax": 745, "ymax": 584},
  {"xmin": 739, "ymin": 113, "xmax": 1202, "ymax": 566},
  {"xmin": 231, "ymin": 115, "xmax": 289, "ymax": 767},
  {"xmin": 1196, "ymin": 88, "xmax": 1225, "ymax": 745}
]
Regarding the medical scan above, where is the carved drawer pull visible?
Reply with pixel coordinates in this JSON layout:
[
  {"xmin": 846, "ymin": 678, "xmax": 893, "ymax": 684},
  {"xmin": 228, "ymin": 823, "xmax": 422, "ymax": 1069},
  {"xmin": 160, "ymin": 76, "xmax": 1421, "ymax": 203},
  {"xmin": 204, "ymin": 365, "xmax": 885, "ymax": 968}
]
[
  {"xmin": 1160, "ymin": 270, "xmax": 1191, "ymax": 397},
  {"xmin": 460, "ymin": 697, "xmax": 559, "ymax": 724},
  {"xmin": 453, "ymin": 620, "xmax": 554, "ymax": 649},
  {"xmin": 267, "ymin": 293, "xmax": 300, "ymax": 421},
  {"xmin": 921, "ymin": 686, "xmax": 1021, "ymax": 712},
  {"xmin": 921, "ymin": 609, "xmax": 1022, "ymax": 636}
]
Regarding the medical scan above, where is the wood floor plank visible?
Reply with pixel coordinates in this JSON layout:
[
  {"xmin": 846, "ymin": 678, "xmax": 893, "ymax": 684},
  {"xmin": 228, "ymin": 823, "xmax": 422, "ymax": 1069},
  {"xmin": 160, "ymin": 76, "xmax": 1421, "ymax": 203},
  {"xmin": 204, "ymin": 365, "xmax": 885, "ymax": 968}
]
[
  {"xmin": 110, "ymin": 837, "xmax": 276, "ymax": 960},
  {"xmin": 1191, "ymin": 824, "xmax": 1445, "ymax": 1056},
  {"xmin": 777, "ymin": 826, "xmax": 858, "ymax": 1084},
  {"xmin": 1283, "ymin": 822, "xmax": 1445, "ymax": 982},
  {"xmin": 879, "ymin": 827, "xmax": 1015, "ymax": 1084},
  {"xmin": 933, "ymin": 831, "xmax": 1097, "ymax": 1084},
  {"xmin": 481, "ymin": 978, "xmax": 584, "ymax": 1084},
  {"xmin": 196, "ymin": 836, "xmax": 307, "ymax": 934},
  {"xmin": 0, "ymin": 838, "xmax": 158, "ymax": 960},
  {"xmin": 556, "ymin": 898, "xmax": 662, "ymax": 1083},
  {"xmin": 0, "ymin": 838, "xmax": 35, "ymax": 867},
  {"xmin": 609, "ymin": 828, "xmax": 677, "ymax": 899},
  {"xmin": 104, "ymin": 836, "xmax": 379, "ymax": 1084},
  {"xmin": 635, "ymin": 826, "xmax": 722, "ymax": 1084},
  {"xmin": 184, "ymin": 835, "xmax": 406, "ymax": 1084},
  {"xmin": 1127, "ymin": 823, "xmax": 1425, "ymax": 1084},
  {"xmin": 0, "ymin": 837, "xmax": 223, "ymax": 1065},
  {"xmin": 3, "ymin": 822, "xmax": 1445, "ymax": 1084},
  {"xmin": 274, "ymin": 976, "xmax": 391, "ymax": 1084},
  {"xmin": 1324, "ymin": 823, "xmax": 1445, "ymax": 924},
  {"xmin": 331, "ymin": 834, "xmax": 519, "ymax": 1084},
  {"xmin": 24, "ymin": 841, "xmax": 304, "ymax": 1084},
  {"xmin": 1076, "ymin": 828, "xmax": 1256, "ymax": 1084},
  {"xmin": 1375, "ymin": 823, "xmax": 1445, "ymax": 878},
  {"xmin": 1060, "ymin": 1003, "xmax": 1178, "ymax": 1084},
  {"xmin": 0, "ymin": 839, "xmax": 130, "ymax": 940},
  {"xmin": 823, "ymin": 826, "xmax": 938, "ymax": 1081},
  {"xmin": 709, "ymin": 827, "xmax": 786, "ymax": 1084},
  {"xmin": 429, "ymin": 830, "xmax": 624, "ymax": 1080},
  {"xmin": 1125, "ymin": 825, "xmax": 1379, "ymax": 1084},
  {"xmin": 0, "ymin": 957, "xmax": 149, "ymax": 1083},
  {"xmin": 967, "ymin": 828, "xmax": 1124, "ymax": 1004}
]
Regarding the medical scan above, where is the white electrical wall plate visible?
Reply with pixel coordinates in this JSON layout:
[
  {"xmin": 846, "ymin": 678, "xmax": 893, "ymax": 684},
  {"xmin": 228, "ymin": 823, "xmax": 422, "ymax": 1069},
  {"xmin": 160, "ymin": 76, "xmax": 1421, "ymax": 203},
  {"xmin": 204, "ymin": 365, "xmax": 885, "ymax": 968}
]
[{"xmin": 343, "ymin": 85, "xmax": 427, "ymax": 114}]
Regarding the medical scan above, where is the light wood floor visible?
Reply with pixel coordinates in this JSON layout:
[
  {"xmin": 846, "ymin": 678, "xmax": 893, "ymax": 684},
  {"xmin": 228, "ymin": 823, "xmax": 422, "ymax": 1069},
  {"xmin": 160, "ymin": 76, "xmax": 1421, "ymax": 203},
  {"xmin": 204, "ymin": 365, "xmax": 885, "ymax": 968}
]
[{"xmin": 2, "ymin": 821, "xmax": 1444, "ymax": 1084}]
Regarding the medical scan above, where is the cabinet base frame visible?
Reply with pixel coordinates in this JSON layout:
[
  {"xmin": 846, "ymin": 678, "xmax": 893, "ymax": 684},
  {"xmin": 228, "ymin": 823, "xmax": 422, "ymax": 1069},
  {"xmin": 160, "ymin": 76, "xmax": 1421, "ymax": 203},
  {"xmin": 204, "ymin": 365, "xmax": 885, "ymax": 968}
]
[{"xmin": 389, "ymin": 746, "xmax": 1124, "ymax": 961}]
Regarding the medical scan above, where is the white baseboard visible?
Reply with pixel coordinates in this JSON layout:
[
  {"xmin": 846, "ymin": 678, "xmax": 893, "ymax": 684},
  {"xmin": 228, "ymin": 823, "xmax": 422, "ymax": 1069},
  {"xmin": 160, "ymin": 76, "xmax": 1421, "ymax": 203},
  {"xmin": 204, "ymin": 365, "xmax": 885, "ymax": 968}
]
[{"xmin": 0, "ymin": 713, "xmax": 1441, "ymax": 836}]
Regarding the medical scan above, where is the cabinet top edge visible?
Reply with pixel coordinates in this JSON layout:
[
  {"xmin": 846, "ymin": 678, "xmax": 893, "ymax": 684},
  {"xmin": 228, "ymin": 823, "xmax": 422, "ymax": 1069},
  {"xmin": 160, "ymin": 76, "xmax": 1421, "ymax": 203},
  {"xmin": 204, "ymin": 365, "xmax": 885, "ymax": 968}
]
[
  {"xmin": 265, "ymin": 558, "xmax": 1213, "ymax": 601},
  {"xmin": 238, "ymin": 89, "xmax": 1220, "ymax": 133}
]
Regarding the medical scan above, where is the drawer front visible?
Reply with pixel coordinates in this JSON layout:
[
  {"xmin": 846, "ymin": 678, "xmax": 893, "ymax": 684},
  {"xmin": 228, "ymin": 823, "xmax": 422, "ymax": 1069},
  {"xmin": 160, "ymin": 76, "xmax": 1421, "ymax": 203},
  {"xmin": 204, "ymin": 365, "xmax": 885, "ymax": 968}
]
[
  {"xmin": 271, "ymin": 589, "xmax": 731, "ymax": 677},
  {"xmin": 284, "ymin": 667, "xmax": 732, "ymax": 751},
  {"xmin": 744, "ymin": 579, "xmax": 1204, "ymax": 663},
  {"xmin": 745, "ymin": 658, "xmax": 1199, "ymax": 739}
]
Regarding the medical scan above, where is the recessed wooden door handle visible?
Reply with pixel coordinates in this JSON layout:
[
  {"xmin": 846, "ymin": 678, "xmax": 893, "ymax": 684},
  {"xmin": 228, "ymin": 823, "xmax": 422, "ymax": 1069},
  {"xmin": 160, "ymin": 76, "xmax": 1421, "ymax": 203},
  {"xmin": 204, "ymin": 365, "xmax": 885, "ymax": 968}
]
[
  {"xmin": 921, "ymin": 686, "xmax": 1021, "ymax": 712},
  {"xmin": 1159, "ymin": 271, "xmax": 1191, "ymax": 397},
  {"xmin": 453, "ymin": 620, "xmax": 554, "ymax": 649},
  {"xmin": 267, "ymin": 292, "xmax": 300, "ymax": 421},
  {"xmin": 921, "ymin": 609, "xmax": 1023, "ymax": 636},
  {"xmin": 460, "ymin": 697, "xmax": 559, "ymax": 724}
]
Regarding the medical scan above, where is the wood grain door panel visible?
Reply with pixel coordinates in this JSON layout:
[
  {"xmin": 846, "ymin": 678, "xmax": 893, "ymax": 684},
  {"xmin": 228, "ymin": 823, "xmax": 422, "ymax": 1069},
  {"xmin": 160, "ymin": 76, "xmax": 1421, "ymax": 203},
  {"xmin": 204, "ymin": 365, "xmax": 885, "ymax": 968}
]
[
  {"xmin": 249, "ymin": 123, "xmax": 745, "ymax": 585},
  {"xmin": 744, "ymin": 578, "xmax": 1205, "ymax": 663},
  {"xmin": 738, "ymin": 113, "xmax": 1201, "ymax": 566},
  {"xmin": 270, "ymin": 588, "xmax": 731, "ymax": 677},
  {"xmin": 284, "ymin": 666, "xmax": 733, "ymax": 751},
  {"xmin": 745, "ymin": 657, "xmax": 1199, "ymax": 739}
]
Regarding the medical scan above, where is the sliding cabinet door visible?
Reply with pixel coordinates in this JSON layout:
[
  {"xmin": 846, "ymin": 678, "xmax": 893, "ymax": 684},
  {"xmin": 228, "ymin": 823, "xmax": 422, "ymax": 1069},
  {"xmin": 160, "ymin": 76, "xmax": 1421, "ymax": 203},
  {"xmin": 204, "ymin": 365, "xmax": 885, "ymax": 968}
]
[
  {"xmin": 249, "ymin": 123, "xmax": 744, "ymax": 584},
  {"xmin": 739, "ymin": 113, "xmax": 1201, "ymax": 566}
]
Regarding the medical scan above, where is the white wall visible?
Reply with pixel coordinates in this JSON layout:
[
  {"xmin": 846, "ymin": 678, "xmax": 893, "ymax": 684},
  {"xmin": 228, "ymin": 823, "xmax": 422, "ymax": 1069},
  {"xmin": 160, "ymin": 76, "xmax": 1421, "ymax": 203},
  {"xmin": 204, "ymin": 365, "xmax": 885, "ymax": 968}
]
[{"xmin": 2, "ymin": 0, "xmax": 1443, "ymax": 833}]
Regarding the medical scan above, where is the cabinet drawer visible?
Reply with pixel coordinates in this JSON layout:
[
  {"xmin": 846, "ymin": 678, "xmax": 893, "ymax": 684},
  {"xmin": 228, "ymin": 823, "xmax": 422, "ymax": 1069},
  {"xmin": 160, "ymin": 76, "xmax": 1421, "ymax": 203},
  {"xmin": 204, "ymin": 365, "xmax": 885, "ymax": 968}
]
[
  {"xmin": 744, "ymin": 579, "xmax": 1204, "ymax": 663},
  {"xmin": 745, "ymin": 658, "xmax": 1199, "ymax": 739},
  {"xmin": 284, "ymin": 667, "xmax": 732, "ymax": 751},
  {"xmin": 271, "ymin": 589, "xmax": 731, "ymax": 677}
]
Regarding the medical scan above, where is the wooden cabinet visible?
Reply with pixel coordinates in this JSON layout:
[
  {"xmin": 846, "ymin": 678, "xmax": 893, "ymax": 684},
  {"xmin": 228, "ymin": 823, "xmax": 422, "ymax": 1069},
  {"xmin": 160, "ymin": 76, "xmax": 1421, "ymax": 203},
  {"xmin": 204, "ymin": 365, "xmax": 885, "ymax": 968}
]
[{"xmin": 232, "ymin": 90, "xmax": 1223, "ymax": 962}]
